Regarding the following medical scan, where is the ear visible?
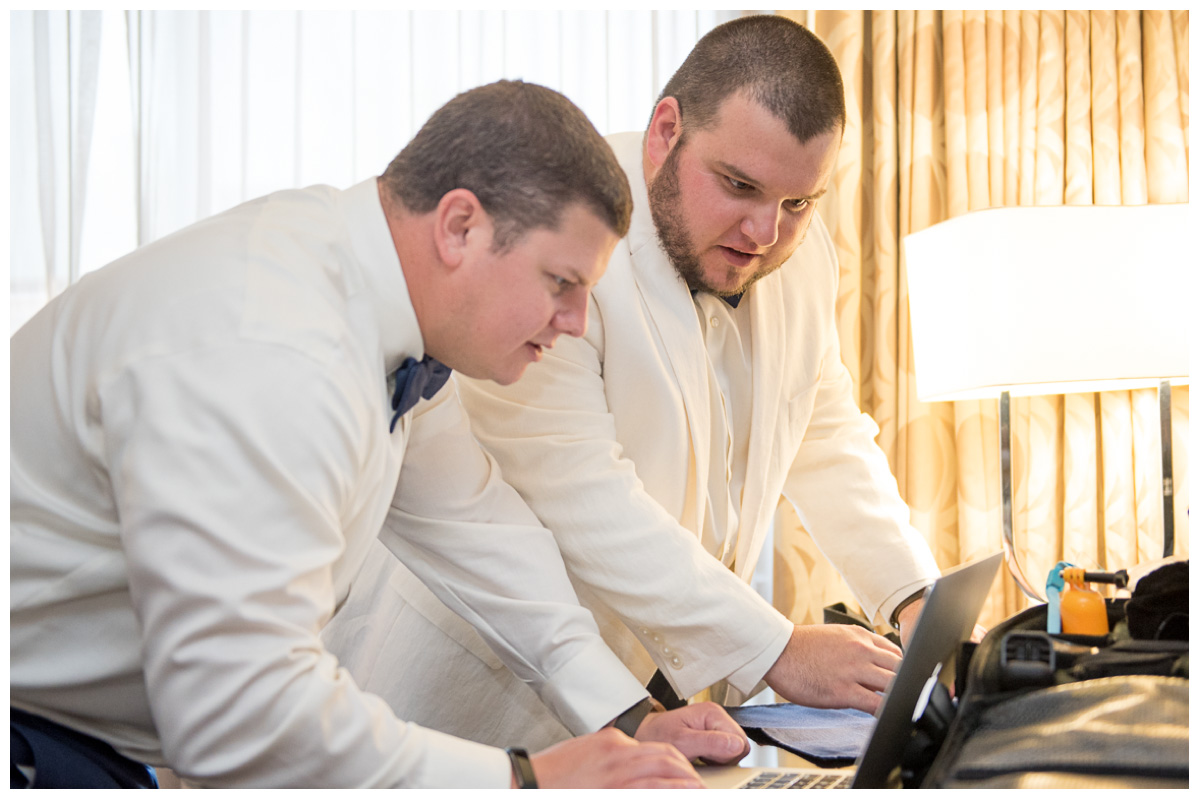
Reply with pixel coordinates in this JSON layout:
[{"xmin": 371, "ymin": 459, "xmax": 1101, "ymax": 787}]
[
  {"xmin": 644, "ymin": 97, "xmax": 684, "ymax": 174},
  {"xmin": 432, "ymin": 188, "xmax": 492, "ymax": 270}
]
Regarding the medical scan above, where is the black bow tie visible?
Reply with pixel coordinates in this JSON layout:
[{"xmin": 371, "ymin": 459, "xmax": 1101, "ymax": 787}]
[{"xmin": 389, "ymin": 355, "xmax": 452, "ymax": 431}]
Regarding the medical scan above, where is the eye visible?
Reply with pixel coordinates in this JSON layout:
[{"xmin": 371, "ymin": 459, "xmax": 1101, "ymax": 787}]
[
  {"xmin": 727, "ymin": 177, "xmax": 753, "ymax": 192},
  {"xmin": 548, "ymin": 274, "xmax": 571, "ymax": 292},
  {"xmin": 785, "ymin": 198, "xmax": 810, "ymax": 212}
]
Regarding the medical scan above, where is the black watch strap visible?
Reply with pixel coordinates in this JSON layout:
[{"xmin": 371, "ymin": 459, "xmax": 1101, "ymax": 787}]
[
  {"xmin": 612, "ymin": 696, "xmax": 656, "ymax": 738},
  {"xmin": 889, "ymin": 586, "xmax": 930, "ymax": 630},
  {"xmin": 506, "ymin": 747, "xmax": 538, "ymax": 789}
]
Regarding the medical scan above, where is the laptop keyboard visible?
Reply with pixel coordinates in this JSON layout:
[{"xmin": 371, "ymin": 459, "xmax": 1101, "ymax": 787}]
[{"xmin": 738, "ymin": 771, "xmax": 852, "ymax": 789}]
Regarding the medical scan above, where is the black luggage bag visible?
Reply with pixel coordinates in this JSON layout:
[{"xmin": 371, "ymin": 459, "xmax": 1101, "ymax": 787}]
[{"xmin": 913, "ymin": 561, "xmax": 1188, "ymax": 789}]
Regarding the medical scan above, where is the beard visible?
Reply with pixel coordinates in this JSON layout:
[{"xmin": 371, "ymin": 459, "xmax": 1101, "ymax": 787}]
[{"xmin": 647, "ymin": 140, "xmax": 787, "ymax": 298}]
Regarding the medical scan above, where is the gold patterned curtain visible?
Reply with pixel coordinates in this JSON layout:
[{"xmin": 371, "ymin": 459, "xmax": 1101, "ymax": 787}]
[{"xmin": 772, "ymin": 10, "xmax": 1189, "ymax": 630}]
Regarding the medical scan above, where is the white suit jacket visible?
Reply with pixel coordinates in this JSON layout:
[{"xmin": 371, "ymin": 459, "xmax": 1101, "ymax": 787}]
[
  {"xmin": 9, "ymin": 179, "xmax": 645, "ymax": 787},
  {"xmin": 455, "ymin": 132, "xmax": 940, "ymax": 701},
  {"xmin": 323, "ymin": 133, "xmax": 939, "ymax": 750}
]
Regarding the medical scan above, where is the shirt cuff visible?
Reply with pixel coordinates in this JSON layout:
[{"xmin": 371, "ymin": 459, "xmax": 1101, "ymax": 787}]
[
  {"xmin": 406, "ymin": 727, "xmax": 514, "ymax": 788},
  {"xmin": 536, "ymin": 635, "xmax": 650, "ymax": 734}
]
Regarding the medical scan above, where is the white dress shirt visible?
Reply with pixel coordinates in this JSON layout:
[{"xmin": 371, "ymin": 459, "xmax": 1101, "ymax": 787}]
[
  {"xmin": 9, "ymin": 179, "xmax": 646, "ymax": 788},
  {"xmin": 692, "ymin": 291, "xmax": 753, "ymax": 568}
]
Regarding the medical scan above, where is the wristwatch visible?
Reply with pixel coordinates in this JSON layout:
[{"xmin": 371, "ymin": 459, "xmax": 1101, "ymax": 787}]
[
  {"xmin": 506, "ymin": 747, "xmax": 538, "ymax": 789},
  {"xmin": 889, "ymin": 587, "xmax": 930, "ymax": 630}
]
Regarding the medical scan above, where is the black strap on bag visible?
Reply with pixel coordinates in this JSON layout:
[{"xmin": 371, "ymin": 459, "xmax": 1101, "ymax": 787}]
[
  {"xmin": 898, "ymin": 681, "xmax": 955, "ymax": 788},
  {"xmin": 823, "ymin": 602, "xmax": 901, "ymax": 648}
]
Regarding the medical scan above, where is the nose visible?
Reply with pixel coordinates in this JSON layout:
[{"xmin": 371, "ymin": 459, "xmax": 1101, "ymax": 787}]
[
  {"xmin": 740, "ymin": 203, "xmax": 781, "ymax": 248},
  {"xmin": 553, "ymin": 287, "xmax": 589, "ymax": 339}
]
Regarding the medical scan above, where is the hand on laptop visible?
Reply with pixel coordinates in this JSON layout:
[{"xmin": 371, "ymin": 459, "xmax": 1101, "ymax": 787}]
[
  {"xmin": 528, "ymin": 727, "xmax": 704, "ymax": 788},
  {"xmin": 764, "ymin": 624, "xmax": 903, "ymax": 715},
  {"xmin": 634, "ymin": 701, "xmax": 751, "ymax": 764}
]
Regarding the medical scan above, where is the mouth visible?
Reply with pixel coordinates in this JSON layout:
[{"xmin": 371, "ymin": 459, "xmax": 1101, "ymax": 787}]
[
  {"xmin": 718, "ymin": 245, "xmax": 761, "ymax": 268},
  {"xmin": 526, "ymin": 342, "xmax": 547, "ymax": 361}
]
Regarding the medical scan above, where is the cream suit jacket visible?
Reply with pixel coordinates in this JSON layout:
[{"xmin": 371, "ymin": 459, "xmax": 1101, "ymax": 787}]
[
  {"xmin": 10, "ymin": 179, "xmax": 646, "ymax": 787},
  {"xmin": 323, "ymin": 133, "xmax": 940, "ymax": 750}
]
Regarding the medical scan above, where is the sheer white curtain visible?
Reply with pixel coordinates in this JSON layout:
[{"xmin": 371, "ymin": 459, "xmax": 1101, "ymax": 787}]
[{"xmin": 9, "ymin": 9, "xmax": 749, "ymax": 332}]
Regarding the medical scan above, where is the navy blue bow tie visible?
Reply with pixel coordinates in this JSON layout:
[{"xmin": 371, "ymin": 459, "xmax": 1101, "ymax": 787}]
[
  {"xmin": 389, "ymin": 355, "xmax": 452, "ymax": 431},
  {"xmin": 691, "ymin": 290, "xmax": 743, "ymax": 308}
]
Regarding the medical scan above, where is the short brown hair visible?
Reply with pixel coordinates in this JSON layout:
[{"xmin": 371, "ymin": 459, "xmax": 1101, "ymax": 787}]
[
  {"xmin": 383, "ymin": 80, "xmax": 631, "ymax": 250},
  {"xmin": 655, "ymin": 15, "xmax": 845, "ymax": 143}
]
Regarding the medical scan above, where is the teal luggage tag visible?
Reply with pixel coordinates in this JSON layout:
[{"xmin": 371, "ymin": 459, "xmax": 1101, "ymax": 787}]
[{"xmin": 1044, "ymin": 561, "xmax": 1073, "ymax": 634}]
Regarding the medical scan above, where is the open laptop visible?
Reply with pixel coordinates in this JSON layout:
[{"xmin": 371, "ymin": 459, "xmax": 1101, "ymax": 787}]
[{"xmin": 701, "ymin": 550, "xmax": 1003, "ymax": 789}]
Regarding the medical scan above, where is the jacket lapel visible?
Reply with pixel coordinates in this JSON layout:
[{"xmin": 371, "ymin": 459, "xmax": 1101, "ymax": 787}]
[
  {"xmin": 734, "ymin": 272, "xmax": 787, "ymax": 581},
  {"xmin": 614, "ymin": 133, "xmax": 712, "ymax": 531}
]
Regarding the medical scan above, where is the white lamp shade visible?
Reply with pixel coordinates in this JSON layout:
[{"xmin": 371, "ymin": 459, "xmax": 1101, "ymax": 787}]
[{"xmin": 903, "ymin": 204, "xmax": 1191, "ymax": 402}]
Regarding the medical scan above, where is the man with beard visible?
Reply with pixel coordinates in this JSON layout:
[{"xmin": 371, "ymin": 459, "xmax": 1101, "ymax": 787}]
[{"xmin": 323, "ymin": 16, "xmax": 942, "ymax": 752}]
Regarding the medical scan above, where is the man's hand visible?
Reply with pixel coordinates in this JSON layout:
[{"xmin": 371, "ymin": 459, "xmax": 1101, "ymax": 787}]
[
  {"xmin": 528, "ymin": 728, "xmax": 704, "ymax": 789},
  {"xmin": 634, "ymin": 702, "xmax": 750, "ymax": 765},
  {"xmin": 764, "ymin": 624, "xmax": 902, "ymax": 715}
]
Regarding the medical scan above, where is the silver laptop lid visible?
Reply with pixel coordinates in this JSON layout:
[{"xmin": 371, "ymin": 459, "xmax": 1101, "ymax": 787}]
[{"xmin": 850, "ymin": 550, "xmax": 1002, "ymax": 788}]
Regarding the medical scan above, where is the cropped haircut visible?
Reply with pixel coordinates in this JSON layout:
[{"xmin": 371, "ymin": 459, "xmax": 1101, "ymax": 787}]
[
  {"xmin": 383, "ymin": 80, "xmax": 631, "ymax": 251},
  {"xmin": 655, "ymin": 15, "xmax": 846, "ymax": 143}
]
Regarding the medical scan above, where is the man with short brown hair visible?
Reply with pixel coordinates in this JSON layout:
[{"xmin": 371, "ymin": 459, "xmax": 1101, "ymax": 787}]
[
  {"xmin": 326, "ymin": 16, "xmax": 941, "ymax": 753},
  {"xmin": 9, "ymin": 80, "xmax": 746, "ymax": 789}
]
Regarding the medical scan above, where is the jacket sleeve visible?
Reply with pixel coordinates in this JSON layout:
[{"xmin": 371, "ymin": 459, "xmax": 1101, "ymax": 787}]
[
  {"xmin": 776, "ymin": 224, "xmax": 941, "ymax": 626},
  {"xmin": 456, "ymin": 318, "xmax": 794, "ymax": 701},
  {"xmin": 378, "ymin": 381, "xmax": 649, "ymax": 734},
  {"xmin": 778, "ymin": 338, "xmax": 941, "ymax": 625}
]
